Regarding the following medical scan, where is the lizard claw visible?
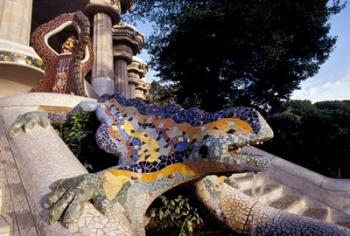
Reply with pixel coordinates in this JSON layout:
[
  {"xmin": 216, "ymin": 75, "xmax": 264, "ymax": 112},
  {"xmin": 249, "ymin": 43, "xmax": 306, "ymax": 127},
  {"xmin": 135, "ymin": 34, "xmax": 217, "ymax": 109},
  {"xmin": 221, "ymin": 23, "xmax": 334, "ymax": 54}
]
[
  {"xmin": 9, "ymin": 112, "xmax": 50, "ymax": 137},
  {"xmin": 47, "ymin": 173, "xmax": 111, "ymax": 226}
]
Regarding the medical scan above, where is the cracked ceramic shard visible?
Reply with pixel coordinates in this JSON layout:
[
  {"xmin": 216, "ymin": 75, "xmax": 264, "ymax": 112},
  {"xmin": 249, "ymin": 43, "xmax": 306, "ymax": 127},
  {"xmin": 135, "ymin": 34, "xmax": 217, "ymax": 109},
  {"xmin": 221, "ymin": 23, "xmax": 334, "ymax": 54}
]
[
  {"xmin": 0, "ymin": 94, "xmax": 135, "ymax": 235},
  {"xmin": 195, "ymin": 175, "xmax": 350, "ymax": 235},
  {"xmin": 9, "ymin": 93, "xmax": 273, "ymax": 235}
]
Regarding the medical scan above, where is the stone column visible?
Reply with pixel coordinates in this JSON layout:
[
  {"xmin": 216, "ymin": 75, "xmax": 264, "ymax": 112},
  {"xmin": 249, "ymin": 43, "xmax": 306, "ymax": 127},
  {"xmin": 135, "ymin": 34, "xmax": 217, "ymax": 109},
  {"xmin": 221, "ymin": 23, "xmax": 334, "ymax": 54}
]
[
  {"xmin": 0, "ymin": 0, "xmax": 33, "ymax": 45},
  {"xmin": 135, "ymin": 79, "xmax": 151, "ymax": 100},
  {"xmin": 92, "ymin": 13, "xmax": 115, "ymax": 95},
  {"xmin": 127, "ymin": 72, "xmax": 138, "ymax": 99},
  {"xmin": 84, "ymin": 0, "xmax": 122, "ymax": 96},
  {"xmin": 0, "ymin": 0, "xmax": 44, "ymax": 97},
  {"xmin": 127, "ymin": 56, "xmax": 148, "ymax": 99},
  {"xmin": 115, "ymin": 58, "xmax": 130, "ymax": 96},
  {"xmin": 113, "ymin": 23, "xmax": 143, "ymax": 98}
]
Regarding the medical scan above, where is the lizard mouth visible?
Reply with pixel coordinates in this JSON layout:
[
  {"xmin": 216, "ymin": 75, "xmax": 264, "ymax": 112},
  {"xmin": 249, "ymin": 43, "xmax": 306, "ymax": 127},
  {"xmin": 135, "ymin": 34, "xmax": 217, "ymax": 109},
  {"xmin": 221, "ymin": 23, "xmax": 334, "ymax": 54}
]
[
  {"xmin": 228, "ymin": 145, "xmax": 242, "ymax": 154},
  {"xmin": 228, "ymin": 140, "xmax": 264, "ymax": 154}
]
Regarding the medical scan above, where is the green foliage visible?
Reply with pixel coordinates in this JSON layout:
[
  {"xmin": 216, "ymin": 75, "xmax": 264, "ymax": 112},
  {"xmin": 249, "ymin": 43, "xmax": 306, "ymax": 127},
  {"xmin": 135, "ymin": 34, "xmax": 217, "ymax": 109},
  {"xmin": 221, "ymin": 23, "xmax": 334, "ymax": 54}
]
[
  {"xmin": 148, "ymin": 80, "xmax": 177, "ymax": 105},
  {"xmin": 127, "ymin": 0, "xmax": 345, "ymax": 111},
  {"xmin": 146, "ymin": 194, "xmax": 203, "ymax": 236},
  {"xmin": 56, "ymin": 111, "xmax": 93, "ymax": 158},
  {"xmin": 54, "ymin": 110, "xmax": 119, "ymax": 172},
  {"xmin": 262, "ymin": 100, "xmax": 350, "ymax": 178},
  {"xmin": 281, "ymin": 100, "xmax": 319, "ymax": 116},
  {"xmin": 315, "ymin": 100, "xmax": 350, "ymax": 111}
]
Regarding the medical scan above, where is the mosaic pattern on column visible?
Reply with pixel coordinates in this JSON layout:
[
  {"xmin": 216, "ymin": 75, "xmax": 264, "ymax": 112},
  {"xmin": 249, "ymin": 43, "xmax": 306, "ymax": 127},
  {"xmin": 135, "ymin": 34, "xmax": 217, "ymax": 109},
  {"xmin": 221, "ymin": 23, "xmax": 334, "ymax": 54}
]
[
  {"xmin": 196, "ymin": 175, "xmax": 350, "ymax": 236},
  {"xmin": 0, "ymin": 50, "xmax": 44, "ymax": 70},
  {"xmin": 30, "ymin": 11, "xmax": 94, "ymax": 97}
]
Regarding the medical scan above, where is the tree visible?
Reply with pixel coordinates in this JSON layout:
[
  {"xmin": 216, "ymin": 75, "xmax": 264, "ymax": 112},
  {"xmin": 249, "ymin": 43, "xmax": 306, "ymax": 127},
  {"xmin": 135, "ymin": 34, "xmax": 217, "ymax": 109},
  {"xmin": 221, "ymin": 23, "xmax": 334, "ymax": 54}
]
[
  {"xmin": 128, "ymin": 0, "xmax": 345, "ymax": 111},
  {"xmin": 261, "ymin": 100, "xmax": 350, "ymax": 178},
  {"xmin": 147, "ymin": 80, "xmax": 177, "ymax": 105}
]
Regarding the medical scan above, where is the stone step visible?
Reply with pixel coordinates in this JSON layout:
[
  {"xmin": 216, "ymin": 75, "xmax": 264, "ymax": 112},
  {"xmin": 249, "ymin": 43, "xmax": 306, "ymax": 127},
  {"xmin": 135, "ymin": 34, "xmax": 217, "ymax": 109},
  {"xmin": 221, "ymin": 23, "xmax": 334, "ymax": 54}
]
[
  {"xmin": 258, "ymin": 185, "xmax": 284, "ymax": 203},
  {"xmin": 231, "ymin": 173, "xmax": 350, "ymax": 227},
  {"xmin": 301, "ymin": 208, "xmax": 329, "ymax": 221},
  {"xmin": 269, "ymin": 195, "xmax": 305, "ymax": 214},
  {"xmin": 233, "ymin": 174, "xmax": 264, "ymax": 191},
  {"xmin": 244, "ymin": 184, "xmax": 283, "ymax": 203}
]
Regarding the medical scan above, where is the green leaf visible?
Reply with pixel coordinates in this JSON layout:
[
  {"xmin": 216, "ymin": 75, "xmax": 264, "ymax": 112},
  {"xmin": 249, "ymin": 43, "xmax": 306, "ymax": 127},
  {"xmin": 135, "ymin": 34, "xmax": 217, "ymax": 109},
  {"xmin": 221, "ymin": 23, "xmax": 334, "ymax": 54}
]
[
  {"xmin": 164, "ymin": 209, "xmax": 170, "ymax": 217},
  {"xmin": 159, "ymin": 209, "xmax": 163, "ymax": 220},
  {"xmin": 150, "ymin": 209, "xmax": 156, "ymax": 218},
  {"xmin": 144, "ymin": 216, "xmax": 151, "ymax": 226}
]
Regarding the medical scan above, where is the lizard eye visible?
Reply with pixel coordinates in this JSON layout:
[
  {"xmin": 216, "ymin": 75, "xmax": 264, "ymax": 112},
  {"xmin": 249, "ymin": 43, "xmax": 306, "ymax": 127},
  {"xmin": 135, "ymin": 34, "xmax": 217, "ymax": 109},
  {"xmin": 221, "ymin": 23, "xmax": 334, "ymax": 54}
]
[{"xmin": 199, "ymin": 145, "xmax": 209, "ymax": 159}]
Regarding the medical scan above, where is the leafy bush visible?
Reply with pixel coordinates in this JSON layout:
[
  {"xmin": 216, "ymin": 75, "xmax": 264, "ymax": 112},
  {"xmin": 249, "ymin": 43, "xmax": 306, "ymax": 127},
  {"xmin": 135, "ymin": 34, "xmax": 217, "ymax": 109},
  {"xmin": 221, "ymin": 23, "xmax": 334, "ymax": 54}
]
[
  {"xmin": 146, "ymin": 194, "xmax": 203, "ymax": 236},
  {"xmin": 54, "ymin": 110, "xmax": 119, "ymax": 172},
  {"xmin": 55, "ymin": 110, "xmax": 93, "ymax": 157},
  {"xmin": 262, "ymin": 100, "xmax": 350, "ymax": 178}
]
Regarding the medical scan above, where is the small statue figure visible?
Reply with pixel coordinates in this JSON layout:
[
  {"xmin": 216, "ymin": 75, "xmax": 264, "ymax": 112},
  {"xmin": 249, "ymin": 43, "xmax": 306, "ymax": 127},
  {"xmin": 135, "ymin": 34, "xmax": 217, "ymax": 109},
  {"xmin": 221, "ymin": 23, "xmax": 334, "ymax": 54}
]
[
  {"xmin": 52, "ymin": 36, "xmax": 77, "ymax": 93},
  {"xmin": 30, "ymin": 11, "xmax": 94, "ymax": 97},
  {"xmin": 61, "ymin": 36, "xmax": 77, "ymax": 54}
]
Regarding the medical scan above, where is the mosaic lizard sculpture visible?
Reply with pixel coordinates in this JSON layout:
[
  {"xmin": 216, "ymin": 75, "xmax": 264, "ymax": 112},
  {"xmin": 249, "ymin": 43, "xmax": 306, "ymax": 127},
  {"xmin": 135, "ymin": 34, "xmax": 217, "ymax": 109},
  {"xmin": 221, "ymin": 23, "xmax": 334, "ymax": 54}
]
[
  {"xmin": 30, "ymin": 11, "xmax": 93, "ymax": 96},
  {"xmin": 9, "ymin": 94, "xmax": 272, "ymax": 235},
  {"xmin": 196, "ymin": 175, "xmax": 350, "ymax": 235}
]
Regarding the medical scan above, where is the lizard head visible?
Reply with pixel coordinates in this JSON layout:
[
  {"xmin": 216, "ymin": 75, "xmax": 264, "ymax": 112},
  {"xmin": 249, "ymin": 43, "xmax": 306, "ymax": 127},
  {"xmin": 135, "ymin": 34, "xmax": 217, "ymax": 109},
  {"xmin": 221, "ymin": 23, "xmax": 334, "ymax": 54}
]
[{"xmin": 189, "ymin": 107, "xmax": 273, "ymax": 173}]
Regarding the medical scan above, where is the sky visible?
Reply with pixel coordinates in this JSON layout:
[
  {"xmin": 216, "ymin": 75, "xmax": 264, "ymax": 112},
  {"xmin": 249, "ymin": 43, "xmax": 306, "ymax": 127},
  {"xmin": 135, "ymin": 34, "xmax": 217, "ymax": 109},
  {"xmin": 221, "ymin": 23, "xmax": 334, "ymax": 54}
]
[
  {"xmin": 134, "ymin": 21, "xmax": 158, "ymax": 82},
  {"xmin": 134, "ymin": 4, "xmax": 350, "ymax": 103},
  {"xmin": 291, "ymin": 4, "xmax": 350, "ymax": 102}
]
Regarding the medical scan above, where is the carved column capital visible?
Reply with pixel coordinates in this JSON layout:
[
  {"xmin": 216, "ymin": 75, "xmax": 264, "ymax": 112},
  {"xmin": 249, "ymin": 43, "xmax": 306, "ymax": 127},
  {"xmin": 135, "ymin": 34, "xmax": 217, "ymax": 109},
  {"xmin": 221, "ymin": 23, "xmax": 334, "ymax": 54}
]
[
  {"xmin": 112, "ymin": 23, "xmax": 144, "ymax": 63},
  {"xmin": 136, "ymin": 79, "xmax": 150, "ymax": 92},
  {"xmin": 113, "ymin": 23, "xmax": 144, "ymax": 97},
  {"xmin": 127, "ymin": 56, "xmax": 148, "ymax": 78},
  {"xmin": 84, "ymin": 0, "xmax": 121, "ymax": 25}
]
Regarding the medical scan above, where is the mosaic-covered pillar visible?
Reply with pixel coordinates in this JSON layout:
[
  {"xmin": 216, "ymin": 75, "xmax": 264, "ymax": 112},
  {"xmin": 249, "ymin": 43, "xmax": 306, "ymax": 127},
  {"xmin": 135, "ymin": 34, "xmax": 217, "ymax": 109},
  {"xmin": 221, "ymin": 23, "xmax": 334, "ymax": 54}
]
[
  {"xmin": 113, "ymin": 22, "xmax": 143, "ymax": 98},
  {"xmin": 84, "ymin": 0, "xmax": 121, "ymax": 96},
  {"xmin": 127, "ymin": 56, "xmax": 148, "ymax": 99}
]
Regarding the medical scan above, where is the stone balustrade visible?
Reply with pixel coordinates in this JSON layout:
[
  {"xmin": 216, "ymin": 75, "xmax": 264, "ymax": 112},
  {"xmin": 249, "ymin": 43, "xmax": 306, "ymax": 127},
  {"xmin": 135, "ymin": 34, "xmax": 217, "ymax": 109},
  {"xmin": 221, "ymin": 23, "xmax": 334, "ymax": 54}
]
[
  {"xmin": 245, "ymin": 146, "xmax": 350, "ymax": 222},
  {"xmin": 0, "ymin": 93, "xmax": 135, "ymax": 235}
]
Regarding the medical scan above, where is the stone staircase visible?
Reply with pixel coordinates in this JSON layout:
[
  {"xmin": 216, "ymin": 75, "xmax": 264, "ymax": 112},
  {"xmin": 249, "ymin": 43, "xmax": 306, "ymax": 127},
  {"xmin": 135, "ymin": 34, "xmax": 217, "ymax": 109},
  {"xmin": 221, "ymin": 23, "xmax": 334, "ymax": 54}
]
[{"xmin": 229, "ymin": 172, "xmax": 350, "ymax": 229}]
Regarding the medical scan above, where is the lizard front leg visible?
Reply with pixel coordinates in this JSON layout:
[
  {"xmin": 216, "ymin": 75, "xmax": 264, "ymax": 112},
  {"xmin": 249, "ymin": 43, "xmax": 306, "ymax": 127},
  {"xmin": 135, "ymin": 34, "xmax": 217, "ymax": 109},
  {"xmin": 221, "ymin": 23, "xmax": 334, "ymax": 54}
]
[
  {"xmin": 9, "ymin": 100, "xmax": 98, "ymax": 137},
  {"xmin": 46, "ymin": 172, "xmax": 112, "ymax": 225},
  {"xmin": 9, "ymin": 111, "xmax": 50, "ymax": 137},
  {"xmin": 45, "ymin": 167, "xmax": 196, "ymax": 235},
  {"xmin": 45, "ymin": 168, "xmax": 137, "ymax": 225}
]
